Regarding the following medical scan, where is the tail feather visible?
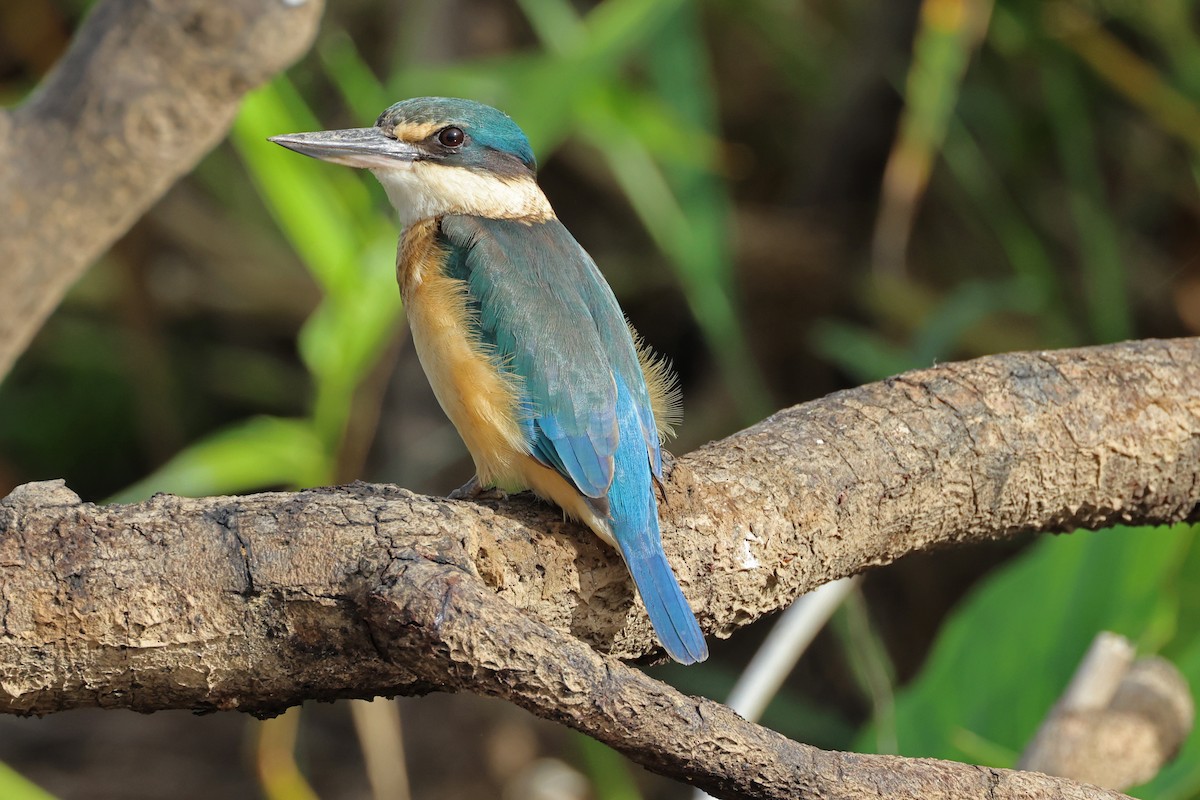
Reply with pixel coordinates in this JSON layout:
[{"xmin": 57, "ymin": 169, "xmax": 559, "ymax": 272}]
[
  {"xmin": 609, "ymin": 373, "xmax": 707, "ymax": 664},
  {"xmin": 618, "ymin": 539, "xmax": 708, "ymax": 665}
]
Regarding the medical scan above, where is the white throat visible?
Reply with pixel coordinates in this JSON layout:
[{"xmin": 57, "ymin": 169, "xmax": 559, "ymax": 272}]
[{"xmin": 372, "ymin": 161, "xmax": 555, "ymax": 226}]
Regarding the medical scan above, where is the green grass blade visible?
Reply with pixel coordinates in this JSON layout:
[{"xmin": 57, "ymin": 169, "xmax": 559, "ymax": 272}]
[
  {"xmin": 0, "ymin": 764, "xmax": 56, "ymax": 800},
  {"xmin": 110, "ymin": 417, "xmax": 329, "ymax": 502},
  {"xmin": 873, "ymin": 0, "xmax": 990, "ymax": 273},
  {"xmin": 573, "ymin": 734, "xmax": 642, "ymax": 800},
  {"xmin": 516, "ymin": 0, "xmax": 585, "ymax": 54},
  {"xmin": 231, "ymin": 79, "xmax": 373, "ymax": 296},
  {"xmin": 317, "ymin": 32, "xmax": 392, "ymax": 122},
  {"xmin": 1041, "ymin": 56, "xmax": 1133, "ymax": 343},
  {"xmin": 235, "ymin": 76, "xmax": 404, "ymax": 449},
  {"xmin": 833, "ymin": 588, "xmax": 898, "ymax": 755},
  {"xmin": 941, "ymin": 117, "xmax": 1066, "ymax": 323},
  {"xmin": 809, "ymin": 319, "xmax": 916, "ymax": 383}
]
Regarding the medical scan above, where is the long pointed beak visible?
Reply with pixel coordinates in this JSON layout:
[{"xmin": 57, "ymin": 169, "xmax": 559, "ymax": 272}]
[{"xmin": 268, "ymin": 127, "xmax": 420, "ymax": 169}]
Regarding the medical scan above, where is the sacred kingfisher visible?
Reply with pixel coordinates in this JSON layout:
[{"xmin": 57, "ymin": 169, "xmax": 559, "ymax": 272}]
[{"xmin": 270, "ymin": 97, "xmax": 708, "ymax": 664}]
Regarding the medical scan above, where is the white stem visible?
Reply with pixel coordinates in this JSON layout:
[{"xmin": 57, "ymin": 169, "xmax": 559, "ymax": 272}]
[{"xmin": 692, "ymin": 576, "xmax": 860, "ymax": 800}]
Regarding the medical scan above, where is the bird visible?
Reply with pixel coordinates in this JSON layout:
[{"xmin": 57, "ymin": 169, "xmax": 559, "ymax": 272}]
[{"xmin": 269, "ymin": 97, "xmax": 708, "ymax": 664}]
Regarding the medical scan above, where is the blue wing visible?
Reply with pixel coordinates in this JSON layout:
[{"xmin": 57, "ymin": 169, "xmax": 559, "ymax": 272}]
[{"xmin": 439, "ymin": 215, "xmax": 662, "ymax": 499}]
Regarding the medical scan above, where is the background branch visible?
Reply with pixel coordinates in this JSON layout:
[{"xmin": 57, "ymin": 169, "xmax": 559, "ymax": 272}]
[
  {"xmin": 0, "ymin": 338, "xmax": 1196, "ymax": 798},
  {"xmin": 1019, "ymin": 632, "xmax": 1195, "ymax": 790},
  {"xmin": 0, "ymin": 0, "xmax": 324, "ymax": 381}
]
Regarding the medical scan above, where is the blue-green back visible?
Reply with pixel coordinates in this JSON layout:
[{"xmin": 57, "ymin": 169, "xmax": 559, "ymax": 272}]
[{"xmin": 439, "ymin": 215, "xmax": 662, "ymax": 501}]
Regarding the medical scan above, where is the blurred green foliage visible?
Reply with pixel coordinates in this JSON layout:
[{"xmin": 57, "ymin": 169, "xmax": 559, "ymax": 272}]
[
  {"xmin": 0, "ymin": 764, "xmax": 57, "ymax": 800},
  {"xmin": 112, "ymin": 0, "xmax": 770, "ymax": 503},
  {"xmin": 857, "ymin": 523, "xmax": 1200, "ymax": 799},
  {"xmin": 1, "ymin": 0, "xmax": 1199, "ymax": 797}
]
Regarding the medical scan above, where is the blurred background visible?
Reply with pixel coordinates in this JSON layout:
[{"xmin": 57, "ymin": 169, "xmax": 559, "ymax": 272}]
[{"xmin": 1, "ymin": 0, "xmax": 1199, "ymax": 797}]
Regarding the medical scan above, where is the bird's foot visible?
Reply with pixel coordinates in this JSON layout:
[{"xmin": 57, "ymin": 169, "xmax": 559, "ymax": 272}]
[
  {"xmin": 652, "ymin": 450, "xmax": 677, "ymax": 503},
  {"xmin": 660, "ymin": 449, "xmax": 677, "ymax": 480},
  {"xmin": 449, "ymin": 475, "xmax": 508, "ymax": 501}
]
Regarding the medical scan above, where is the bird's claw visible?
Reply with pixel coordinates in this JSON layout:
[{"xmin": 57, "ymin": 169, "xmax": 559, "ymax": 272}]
[
  {"xmin": 660, "ymin": 449, "xmax": 677, "ymax": 480},
  {"xmin": 449, "ymin": 475, "xmax": 508, "ymax": 502}
]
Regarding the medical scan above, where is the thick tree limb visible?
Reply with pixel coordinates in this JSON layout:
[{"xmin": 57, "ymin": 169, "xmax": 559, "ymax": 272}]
[
  {"xmin": 0, "ymin": 0, "xmax": 324, "ymax": 381},
  {"xmin": 1, "ymin": 338, "xmax": 1197, "ymax": 799}
]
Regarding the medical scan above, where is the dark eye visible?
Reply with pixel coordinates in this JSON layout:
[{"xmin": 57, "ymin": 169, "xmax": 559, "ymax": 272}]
[{"xmin": 437, "ymin": 126, "xmax": 465, "ymax": 148}]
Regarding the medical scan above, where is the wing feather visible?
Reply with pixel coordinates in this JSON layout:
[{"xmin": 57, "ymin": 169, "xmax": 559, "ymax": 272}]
[{"xmin": 441, "ymin": 215, "xmax": 648, "ymax": 500}]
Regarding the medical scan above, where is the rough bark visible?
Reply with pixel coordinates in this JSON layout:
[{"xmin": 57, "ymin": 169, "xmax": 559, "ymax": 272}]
[
  {"xmin": 0, "ymin": 0, "xmax": 324, "ymax": 381},
  {"xmin": 1, "ymin": 338, "xmax": 1197, "ymax": 799}
]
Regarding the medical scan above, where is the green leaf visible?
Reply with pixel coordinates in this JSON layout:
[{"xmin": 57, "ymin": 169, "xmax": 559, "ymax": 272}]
[
  {"xmin": 516, "ymin": 0, "xmax": 586, "ymax": 54},
  {"xmin": 578, "ymin": 86, "xmax": 769, "ymax": 421},
  {"xmin": 941, "ymin": 117, "xmax": 1066, "ymax": 325},
  {"xmin": 231, "ymin": 79, "xmax": 373, "ymax": 296},
  {"xmin": 297, "ymin": 234, "xmax": 403, "ymax": 445},
  {"xmin": 110, "ymin": 417, "xmax": 329, "ymax": 502},
  {"xmin": 574, "ymin": 734, "xmax": 642, "ymax": 800},
  {"xmin": 1041, "ymin": 57, "xmax": 1133, "ymax": 343},
  {"xmin": 809, "ymin": 319, "xmax": 917, "ymax": 383},
  {"xmin": 910, "ymin": 280, "xmax": 1022, "ymax": 364},
  {"xmin": 858, "ymin": 524, "xmax": 1196, "ymax": 767},
  {"xmin": 0, "ymin": 764, "xmax": 56, "ymax": 800},
  {"xmin": 234, "ymin": 77, "xmax": 404, "ymax": 450},
  {"xmin": 317, "ymin": 32, "xmax": 391, "ymax": 123}
]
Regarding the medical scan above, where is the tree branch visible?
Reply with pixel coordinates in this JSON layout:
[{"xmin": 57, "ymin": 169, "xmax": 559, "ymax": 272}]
[
  {"xmin": 0, "ymin": 0, "xmax": 324, "ymax": 381},
  {"xmin": 1, "ymin": 338, "xmax": 1197, "ymax": 798}
]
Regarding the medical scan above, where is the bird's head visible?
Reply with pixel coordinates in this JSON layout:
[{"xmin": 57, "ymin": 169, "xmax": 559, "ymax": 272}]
[{"xmin": 270, "ymin": 97, "xmax": 553, "ymax": 226}]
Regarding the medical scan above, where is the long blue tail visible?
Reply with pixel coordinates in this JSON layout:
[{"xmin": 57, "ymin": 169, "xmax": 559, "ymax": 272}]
[
  {"xmin": 609, "ymin": 377, "xmax": 708, "ymax": 665},
  {"xmin": 616, "ymin": 534, "xmax": 708, "ymax": 664}
]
